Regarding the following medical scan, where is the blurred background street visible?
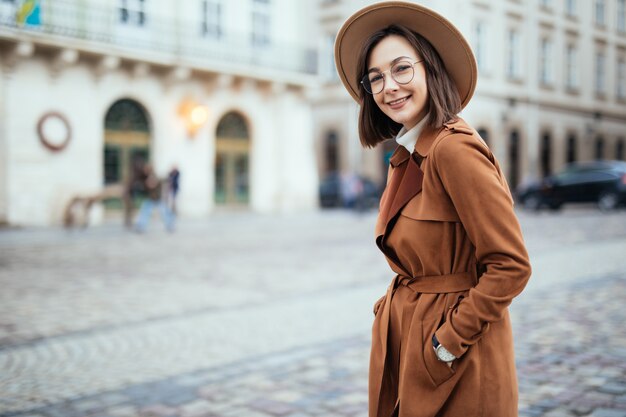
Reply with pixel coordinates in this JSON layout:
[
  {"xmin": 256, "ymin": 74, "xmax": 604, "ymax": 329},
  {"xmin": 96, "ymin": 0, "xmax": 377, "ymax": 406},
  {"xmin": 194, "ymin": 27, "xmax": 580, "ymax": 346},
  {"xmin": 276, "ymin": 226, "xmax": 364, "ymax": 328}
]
[
  {"xmin": 2, "ymin": 0, "xmax": 626, "ymax": 416},
  {"xmin": 1, "ymin": 207, "xmax": 626, "ymax": 417}
]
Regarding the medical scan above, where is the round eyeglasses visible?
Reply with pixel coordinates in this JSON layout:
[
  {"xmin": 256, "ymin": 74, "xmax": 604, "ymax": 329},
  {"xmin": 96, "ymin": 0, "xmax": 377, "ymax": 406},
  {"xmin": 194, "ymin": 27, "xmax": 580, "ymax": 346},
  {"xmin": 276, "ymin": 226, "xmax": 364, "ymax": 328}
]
[{"xmin": 360, "ymin": 60, "xmax": 423, "ymax": 95}]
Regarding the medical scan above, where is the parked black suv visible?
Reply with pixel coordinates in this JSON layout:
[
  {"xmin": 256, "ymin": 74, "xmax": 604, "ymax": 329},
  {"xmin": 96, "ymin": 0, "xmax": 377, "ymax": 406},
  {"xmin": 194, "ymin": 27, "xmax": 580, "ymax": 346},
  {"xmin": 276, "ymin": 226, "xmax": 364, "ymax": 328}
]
[{"xmin": 516, "ymin": 160, "xmax": 626, "ymax": 211}]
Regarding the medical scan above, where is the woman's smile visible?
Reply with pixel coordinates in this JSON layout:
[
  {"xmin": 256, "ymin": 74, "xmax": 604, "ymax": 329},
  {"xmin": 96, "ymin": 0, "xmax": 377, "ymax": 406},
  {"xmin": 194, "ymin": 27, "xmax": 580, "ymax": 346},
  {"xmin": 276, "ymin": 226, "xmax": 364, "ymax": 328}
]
[{"xmin": 386, "ymin": 95, "xmax": 412, "ymax": 109}]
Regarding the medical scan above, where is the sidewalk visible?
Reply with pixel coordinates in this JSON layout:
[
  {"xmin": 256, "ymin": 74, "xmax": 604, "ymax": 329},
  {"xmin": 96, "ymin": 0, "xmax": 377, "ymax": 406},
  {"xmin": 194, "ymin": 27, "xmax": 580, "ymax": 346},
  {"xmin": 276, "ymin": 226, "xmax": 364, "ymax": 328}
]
[{"xmin": 1, "ymin": 209, "xmax": 625, "ymax": 417}]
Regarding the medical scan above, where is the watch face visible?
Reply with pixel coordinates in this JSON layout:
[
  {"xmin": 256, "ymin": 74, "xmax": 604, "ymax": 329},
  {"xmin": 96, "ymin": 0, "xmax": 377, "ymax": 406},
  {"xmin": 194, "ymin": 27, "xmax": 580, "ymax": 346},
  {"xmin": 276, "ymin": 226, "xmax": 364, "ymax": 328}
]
[{"xmin": 436, "ymin": 346, "xmax": 456, "ymax": 362}]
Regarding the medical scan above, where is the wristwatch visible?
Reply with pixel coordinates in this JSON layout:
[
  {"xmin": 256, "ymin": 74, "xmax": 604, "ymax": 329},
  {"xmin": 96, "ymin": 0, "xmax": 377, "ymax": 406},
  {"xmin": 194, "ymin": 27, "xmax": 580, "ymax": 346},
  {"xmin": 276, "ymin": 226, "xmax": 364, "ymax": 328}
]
[{"xmin": 432, "ymin": 334, "xmax": 456, "ymax": 362}]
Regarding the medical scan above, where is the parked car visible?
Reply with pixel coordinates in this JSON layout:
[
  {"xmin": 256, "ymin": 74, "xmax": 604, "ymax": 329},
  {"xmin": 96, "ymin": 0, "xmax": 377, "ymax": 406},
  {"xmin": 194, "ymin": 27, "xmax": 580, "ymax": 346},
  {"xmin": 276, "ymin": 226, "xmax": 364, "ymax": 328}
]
[
  {"xmin": 516, "ymin": 160, "xmax": 626, "ymax": 211},
  {"xmin": 319, "ymin": 173, "xmax": 381, "ymax": 210}
]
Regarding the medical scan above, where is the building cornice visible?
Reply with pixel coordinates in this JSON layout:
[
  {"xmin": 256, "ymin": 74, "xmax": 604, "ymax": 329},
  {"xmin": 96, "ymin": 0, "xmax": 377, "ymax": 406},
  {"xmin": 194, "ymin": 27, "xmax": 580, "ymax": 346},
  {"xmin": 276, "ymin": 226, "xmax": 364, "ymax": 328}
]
[{"xmin": 0, "ymin": 20, "xmax": 318, "ymax": 89}]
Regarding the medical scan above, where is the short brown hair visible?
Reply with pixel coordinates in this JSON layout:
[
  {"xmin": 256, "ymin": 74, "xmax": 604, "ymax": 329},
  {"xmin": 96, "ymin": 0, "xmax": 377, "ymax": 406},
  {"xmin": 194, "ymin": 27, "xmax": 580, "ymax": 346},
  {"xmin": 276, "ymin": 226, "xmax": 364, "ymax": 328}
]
[{"xmin": 356, "ymin": 24, "xmax": 462, "ymax": 148}]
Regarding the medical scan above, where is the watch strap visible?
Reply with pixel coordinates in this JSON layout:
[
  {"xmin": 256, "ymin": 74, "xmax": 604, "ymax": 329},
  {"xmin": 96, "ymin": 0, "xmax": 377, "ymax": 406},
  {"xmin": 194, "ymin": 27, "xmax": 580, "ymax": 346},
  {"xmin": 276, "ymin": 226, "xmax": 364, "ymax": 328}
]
[
  {"xmin": 432, "ymin": 334, "xmax": 456, "ymax": 362},
  {"xmin": 432, "ymin": 334, "xmax": 440, "ymax": 348}
]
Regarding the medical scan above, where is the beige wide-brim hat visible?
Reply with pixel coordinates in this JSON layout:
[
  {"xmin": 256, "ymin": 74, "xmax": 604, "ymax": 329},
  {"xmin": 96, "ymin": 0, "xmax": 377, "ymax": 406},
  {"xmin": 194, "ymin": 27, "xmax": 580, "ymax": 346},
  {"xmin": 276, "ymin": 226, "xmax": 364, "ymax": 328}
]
[{"xmin": 334, "ymin": 1, "xmax": 477, "ymax": 108}]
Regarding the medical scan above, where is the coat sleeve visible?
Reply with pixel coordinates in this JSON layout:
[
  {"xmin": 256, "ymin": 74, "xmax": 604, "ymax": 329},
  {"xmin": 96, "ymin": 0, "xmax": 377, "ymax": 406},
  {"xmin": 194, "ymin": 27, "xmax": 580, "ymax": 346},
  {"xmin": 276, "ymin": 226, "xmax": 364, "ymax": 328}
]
[{"xmin": 432, "ymin": 132, "xmax": 531, "ymax": 358}]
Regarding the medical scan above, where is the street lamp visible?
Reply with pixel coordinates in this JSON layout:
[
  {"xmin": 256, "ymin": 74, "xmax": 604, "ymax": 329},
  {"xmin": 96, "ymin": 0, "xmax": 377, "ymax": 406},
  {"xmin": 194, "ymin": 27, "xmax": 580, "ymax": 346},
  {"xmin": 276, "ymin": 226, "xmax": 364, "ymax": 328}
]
[{"xmin": 179, "ymin": 99, "xmax": 209, "ymax": 138}]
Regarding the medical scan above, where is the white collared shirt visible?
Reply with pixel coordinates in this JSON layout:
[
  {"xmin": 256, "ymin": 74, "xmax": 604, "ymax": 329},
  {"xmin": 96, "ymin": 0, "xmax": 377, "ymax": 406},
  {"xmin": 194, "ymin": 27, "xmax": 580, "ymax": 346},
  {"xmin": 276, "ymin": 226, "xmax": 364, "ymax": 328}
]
[{"xmin": 395, "ymin": 115, "xmax": 429, "ymax": 153}]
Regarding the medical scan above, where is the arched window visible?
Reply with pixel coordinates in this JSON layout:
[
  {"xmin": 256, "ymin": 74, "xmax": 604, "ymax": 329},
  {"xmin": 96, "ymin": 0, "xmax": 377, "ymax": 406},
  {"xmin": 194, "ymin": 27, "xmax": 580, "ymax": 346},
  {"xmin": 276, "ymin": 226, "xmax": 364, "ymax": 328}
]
[
  {"xmin": 215, "ymin": 112, "xmax": 250, "ymax": 205},
  {"xmin": 216, "ymin": 111, "xmax": 249, "ymax": 139},
  {"xmin": 104, "ymin": 99, "xmax": 150, "ymax": 132},
  {"xmin": 103, "ymin": 99, "xmax": 150, "ymax": 187}
]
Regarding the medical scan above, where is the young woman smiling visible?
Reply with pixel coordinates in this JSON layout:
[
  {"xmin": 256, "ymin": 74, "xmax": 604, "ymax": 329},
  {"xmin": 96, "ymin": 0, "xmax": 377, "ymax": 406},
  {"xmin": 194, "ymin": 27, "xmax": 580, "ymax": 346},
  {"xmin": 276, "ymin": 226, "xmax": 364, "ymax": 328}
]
[{"xmin": 334, "ymin": 3, "xmax": 532, "ymax": 417}]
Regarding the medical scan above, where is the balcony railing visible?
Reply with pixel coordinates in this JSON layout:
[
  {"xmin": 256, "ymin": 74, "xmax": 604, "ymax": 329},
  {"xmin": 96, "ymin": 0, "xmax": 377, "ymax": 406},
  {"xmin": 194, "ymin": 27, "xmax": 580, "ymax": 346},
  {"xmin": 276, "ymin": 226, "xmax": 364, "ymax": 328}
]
[{"xmin": 0, "ymin": 0, "xmax": 317, "ymax": 76}]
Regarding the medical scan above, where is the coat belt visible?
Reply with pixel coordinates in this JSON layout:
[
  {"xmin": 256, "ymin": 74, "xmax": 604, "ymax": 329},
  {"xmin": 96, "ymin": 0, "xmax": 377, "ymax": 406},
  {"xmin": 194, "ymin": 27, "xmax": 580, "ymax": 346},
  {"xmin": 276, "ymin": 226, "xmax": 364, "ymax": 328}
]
[
  {"xmin": 372, "ymin": 271, "xmax": 477, "ymax": 416},
  {"xmin": 396, "ymin": 271, "xmax": 476, "ymax": 294}
]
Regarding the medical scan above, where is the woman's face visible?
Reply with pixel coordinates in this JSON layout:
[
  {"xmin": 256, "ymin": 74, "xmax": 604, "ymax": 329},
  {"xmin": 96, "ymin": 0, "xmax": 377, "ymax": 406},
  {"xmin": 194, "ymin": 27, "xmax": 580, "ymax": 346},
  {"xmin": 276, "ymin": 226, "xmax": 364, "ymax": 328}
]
[{"xmin": 367, "ymin": 35, "xmax": 428, "ymax": 131}]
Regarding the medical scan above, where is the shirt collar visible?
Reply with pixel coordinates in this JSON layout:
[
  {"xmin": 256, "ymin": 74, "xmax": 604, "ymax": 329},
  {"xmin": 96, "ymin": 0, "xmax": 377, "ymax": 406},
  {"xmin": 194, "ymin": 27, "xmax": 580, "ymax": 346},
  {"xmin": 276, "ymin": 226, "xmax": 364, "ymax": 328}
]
[
  {"xmin": 395, "ymin": 115, "xmax": 429, "ymax": 153},
  {"xmin": 389, "ymin": 115, "xmax": 429, "ymax": 167},
  {"xmin": 388, "ymin": 118, "xmax": 468, "ymax": 167}
]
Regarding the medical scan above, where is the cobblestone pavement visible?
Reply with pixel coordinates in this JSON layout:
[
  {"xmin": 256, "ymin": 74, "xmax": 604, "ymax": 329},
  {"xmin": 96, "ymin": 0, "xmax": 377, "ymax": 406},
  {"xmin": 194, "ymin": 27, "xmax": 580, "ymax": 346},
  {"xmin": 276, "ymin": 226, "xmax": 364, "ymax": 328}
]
[{"xmin": 1, "ymin": 208, "xmax": 625, "ymax": 417}]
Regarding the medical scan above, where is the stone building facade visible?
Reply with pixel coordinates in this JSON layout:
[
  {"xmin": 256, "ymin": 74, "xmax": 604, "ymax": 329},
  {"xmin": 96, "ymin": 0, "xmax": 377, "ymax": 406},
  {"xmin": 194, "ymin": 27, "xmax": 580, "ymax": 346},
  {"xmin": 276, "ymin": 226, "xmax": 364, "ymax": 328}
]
[
  {"xmin": 313, "ymin": 0, "xmax": 626, "ymax": 191},
  {"xmin": 0, "ymin": 0, "xmax": 319, "ymax": 226}
]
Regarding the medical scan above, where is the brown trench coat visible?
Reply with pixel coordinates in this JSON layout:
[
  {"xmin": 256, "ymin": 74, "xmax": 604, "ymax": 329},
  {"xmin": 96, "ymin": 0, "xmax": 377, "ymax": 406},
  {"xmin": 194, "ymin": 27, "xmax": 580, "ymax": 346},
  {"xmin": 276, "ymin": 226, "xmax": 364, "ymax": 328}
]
[{"xmin": 369, "ymin": 118, "xmax": 531, "ymax": 417}]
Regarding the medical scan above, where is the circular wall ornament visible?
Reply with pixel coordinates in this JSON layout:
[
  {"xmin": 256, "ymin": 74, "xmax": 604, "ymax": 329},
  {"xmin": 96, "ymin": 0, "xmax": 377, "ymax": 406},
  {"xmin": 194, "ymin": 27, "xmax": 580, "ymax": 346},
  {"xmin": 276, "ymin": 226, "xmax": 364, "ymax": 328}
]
[{"xmin": 37, "ymin": 112, "xmax": 71, "ymax": 152}]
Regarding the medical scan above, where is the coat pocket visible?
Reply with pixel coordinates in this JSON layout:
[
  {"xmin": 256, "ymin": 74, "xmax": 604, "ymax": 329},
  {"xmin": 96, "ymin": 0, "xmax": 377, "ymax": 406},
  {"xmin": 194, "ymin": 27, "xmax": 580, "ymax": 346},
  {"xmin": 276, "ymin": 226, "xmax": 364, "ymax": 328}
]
[{"xmin": 422, "ymin": 317, "xmax": 456, "ymax": 387}]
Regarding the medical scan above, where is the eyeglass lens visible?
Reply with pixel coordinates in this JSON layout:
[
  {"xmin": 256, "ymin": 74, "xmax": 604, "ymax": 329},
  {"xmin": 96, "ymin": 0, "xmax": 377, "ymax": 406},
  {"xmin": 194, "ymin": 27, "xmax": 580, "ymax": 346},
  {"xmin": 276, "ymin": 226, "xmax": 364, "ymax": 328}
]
[{"xmin": 362, "ymin": 61, "xmax": 416, "ymax": 94}]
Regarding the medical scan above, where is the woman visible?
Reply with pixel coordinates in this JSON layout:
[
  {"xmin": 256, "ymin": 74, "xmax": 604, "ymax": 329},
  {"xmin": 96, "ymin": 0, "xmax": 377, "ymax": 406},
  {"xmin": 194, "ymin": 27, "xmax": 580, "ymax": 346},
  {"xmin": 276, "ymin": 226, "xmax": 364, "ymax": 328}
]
[{"xmin": 334, "ymin": 3, "xmax": 531, "ymax": 417}]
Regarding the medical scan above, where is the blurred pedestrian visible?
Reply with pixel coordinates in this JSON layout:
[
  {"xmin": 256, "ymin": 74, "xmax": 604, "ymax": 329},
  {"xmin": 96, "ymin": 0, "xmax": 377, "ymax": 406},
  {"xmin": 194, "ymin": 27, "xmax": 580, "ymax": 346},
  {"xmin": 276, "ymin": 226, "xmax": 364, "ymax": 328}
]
[
  {"xmin": 123, "ymin": 157, "xmax": 146, "ymax": 229},
  {"xmin": 335, "ymin": 2, "xmax": 531, "ymax": 416},
  {"xmin": 134, "ymin": 164, "xmax": 174, "ymax": 233},
  {"xmin": 167, "ymin": 165, "xmax": 180, "ymax": 215},
  {"xmin": 340, "ymin": 172, "xmax": 363, "ymax": 209}
]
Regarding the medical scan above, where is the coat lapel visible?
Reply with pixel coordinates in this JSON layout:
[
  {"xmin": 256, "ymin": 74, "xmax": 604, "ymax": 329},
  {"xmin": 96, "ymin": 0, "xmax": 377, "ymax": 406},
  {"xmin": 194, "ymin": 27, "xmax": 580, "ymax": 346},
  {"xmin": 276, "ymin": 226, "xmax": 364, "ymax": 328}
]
[
  {"xmin": 375, "ymin": 146, "xmax": 409, "ymax": 236},
  {"xmin": 374, "ymin": 148, "xmax": 424, "ymax": 278},
  {"xmin": 385, "ymin": 153, "xmax": 424, "ymax": 226},
  {"xmin": 375, "ymin": 125, "xmax": 443, "ymax": 243},
  {"xmin": 375, "ymin": 148, "xmax": 424, "ymax": 242}
]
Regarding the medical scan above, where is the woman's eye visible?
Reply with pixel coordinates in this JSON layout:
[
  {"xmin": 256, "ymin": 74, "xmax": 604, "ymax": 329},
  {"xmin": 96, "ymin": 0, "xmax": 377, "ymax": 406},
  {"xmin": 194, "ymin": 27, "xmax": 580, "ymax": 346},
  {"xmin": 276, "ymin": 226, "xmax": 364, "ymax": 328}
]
[
  {"xmin": 394, "ymin": 65, "xmax": 411, "ymax": 73},
  {"xmin": 369, "ymin": 74, "xmax": 383, "ymax": 83}
]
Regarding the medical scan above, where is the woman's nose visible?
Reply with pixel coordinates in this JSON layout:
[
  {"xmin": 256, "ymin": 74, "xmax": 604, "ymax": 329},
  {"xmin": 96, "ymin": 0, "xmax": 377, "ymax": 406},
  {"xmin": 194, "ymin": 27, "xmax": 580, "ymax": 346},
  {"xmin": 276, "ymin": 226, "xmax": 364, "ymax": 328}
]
[{"xmin": 383, "ymin": 74, "xmax": 399, "ymax": 93}]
